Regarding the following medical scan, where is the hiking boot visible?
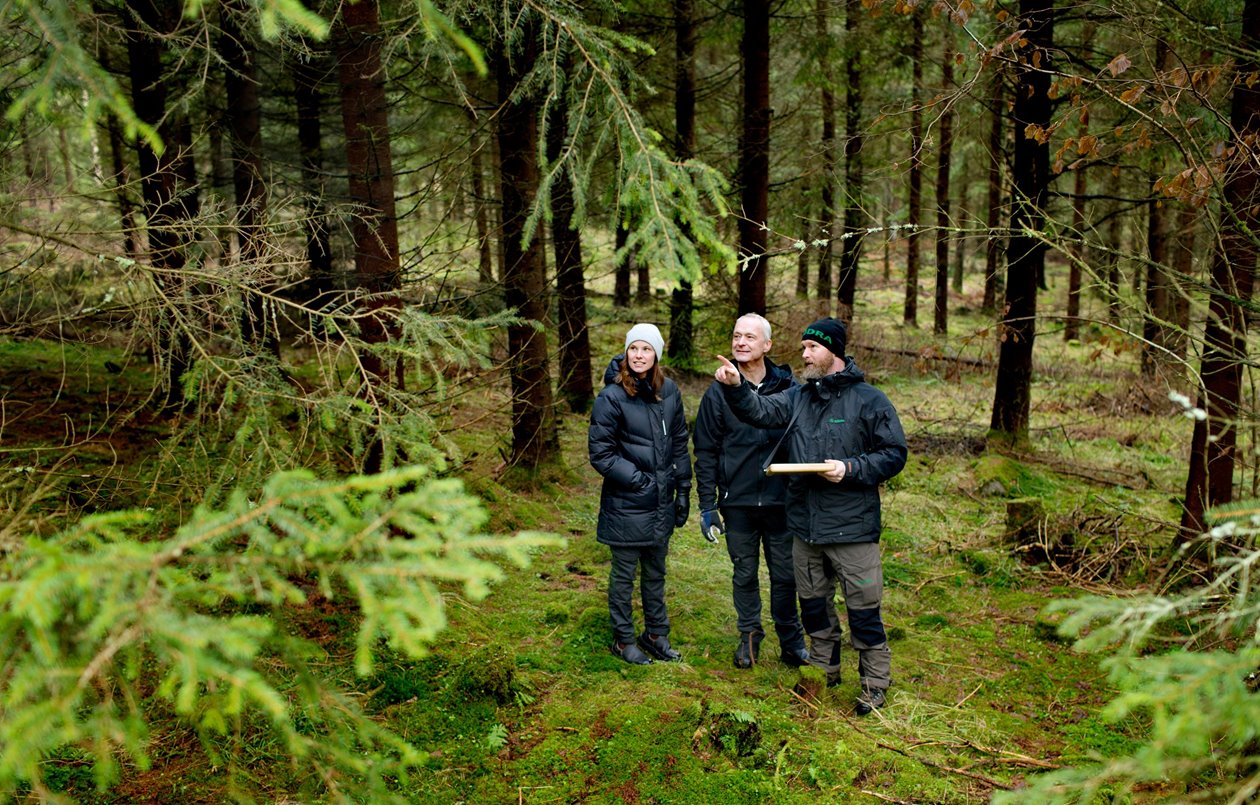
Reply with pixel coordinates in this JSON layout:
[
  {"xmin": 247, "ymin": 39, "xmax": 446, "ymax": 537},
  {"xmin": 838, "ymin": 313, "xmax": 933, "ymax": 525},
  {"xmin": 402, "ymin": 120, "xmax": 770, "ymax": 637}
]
[
  {"xmin": 611, "ymin": 641, "xmax": 653, "ymax": 665},
  {"xmin": 637, "ymin": 632, "xmax": 682, "ymax": 662},
  {"xmin": 855, "ymin": 686, "xmax": 886, "ymax": 715},
  {"xmin": 733, "ymin": 632, "xmax": 763, "ymax": 668},
  {"xmin": 779, "ymin": 645, "xmax": 810, "ymax": 668}
]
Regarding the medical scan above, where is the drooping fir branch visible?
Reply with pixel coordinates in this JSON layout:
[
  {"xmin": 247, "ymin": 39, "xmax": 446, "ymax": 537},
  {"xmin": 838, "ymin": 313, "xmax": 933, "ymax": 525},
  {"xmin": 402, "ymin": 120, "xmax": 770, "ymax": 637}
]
[{"xmin": 0, "ymin": 464, "xmax": 561, "ymax": 799}]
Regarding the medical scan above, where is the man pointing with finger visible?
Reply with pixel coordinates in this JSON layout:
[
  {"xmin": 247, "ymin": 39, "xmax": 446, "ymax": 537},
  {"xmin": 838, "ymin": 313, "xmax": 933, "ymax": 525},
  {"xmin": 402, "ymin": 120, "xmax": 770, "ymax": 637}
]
[
  {"xmin": 714, "ymin": 317, "xmax": 907, "ymax": 715},
  {"xmin": 694, "ymin": 314, "xmax": 809, "ymax": 670}
]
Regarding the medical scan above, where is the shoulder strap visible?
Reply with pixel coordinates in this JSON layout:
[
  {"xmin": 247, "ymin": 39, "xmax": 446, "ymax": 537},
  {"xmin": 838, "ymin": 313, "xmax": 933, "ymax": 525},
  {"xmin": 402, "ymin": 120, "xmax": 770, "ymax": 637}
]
[{"xmin": 760, "ymin": 387, "xmax": 807, "ymax": 474}]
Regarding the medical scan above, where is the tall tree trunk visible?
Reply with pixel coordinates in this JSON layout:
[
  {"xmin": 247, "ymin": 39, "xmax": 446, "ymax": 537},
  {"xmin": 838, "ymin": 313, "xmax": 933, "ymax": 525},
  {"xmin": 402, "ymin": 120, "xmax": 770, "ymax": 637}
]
[
  {"xmin": 614, "ymin": 223, "xmax": 632, "ymax": 308},
  {"xmin": 126, "ymin": 0, "xmax": 195, "ymax": 410},
  {"xmin": 221, "ymin": 0, "xmax": 276, "ymax": 358},
  {"xmin": 796, "ymin": 236, "xmax": 810, "ymax": 298},
  {"xmin": 1141, "ymin": 189, "xmax": 1169, "ymax": 374},
  {"xmin": 496, "ymin": 21, "xmax": 557, "ymax": 469},
  {"xmin": 292, "ymin": 41, "xmax": 335, "ymax": 309},
  {"xmin": 983, "ymin": 66, "xmax": 1004, "ymax": 314},
  {"xmin": 336, "ymin": 0, "xmax": 402, "ymax": 472},
  {"xmin": 836, "ymin": 0, "xmax": 864, "ymax": 323},
  {"xmin": 1168, "ymin": 203, "xmax": 1195, "ymax": 362},
  {"xmin": 933, "ymin": 33, "xmax": 954, "ymax": 335},
  {"xmin": 1064, "ymin": 162, "xmax": 1086, "ymax": 341},
  {"xmin": 471, "ymin": 129, "xmax": 495, "ymax": 286},
  {"xmin": 636, "ymin": 261, "xmax": 651, "ymax": 304},
  {"xmin": 905, "ymin": 10, "xmax": 924, "ymax": 326},
  {"xmin": 1104, "ymin": 166, "xmax": 1123, "ymax": 322},
  {"xmin": 548, "ymin": 93, "xmax": 593, "ymax": 414},
  {"xmin": 816, "ymin": 0, "xmax": 836, "ymax": 315},
  {"xmin": 669, "ymin": 0, "xmax": 697, "ymax": 364},
  {"xmin": 990, "ymin": 0, "xmax": 1053, "ymax": 443},
  {"xmin": 94, "ymin": 45, "xmax": 140, "ymax": 261},
  {"xmin": 1179, "ymin": 0, "xmax": 1260, "ymax": 541},
  {"xmin": 951, "ymin": 187, "xmax": 966, "ymax": 292},
  {"xmin": 738, "ymin": 0, "xmax": 771, "ymax": 315}
]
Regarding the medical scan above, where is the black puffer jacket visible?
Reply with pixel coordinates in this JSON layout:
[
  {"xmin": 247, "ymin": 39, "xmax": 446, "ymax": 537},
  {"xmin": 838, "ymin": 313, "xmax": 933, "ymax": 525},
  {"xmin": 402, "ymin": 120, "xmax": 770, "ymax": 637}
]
[
  {"xmin": 588, "ymin": 356, "xmax": 693, "ymax": 547},
  {"xmin": 693, "ymin": 358, "xmax": 798, "ymax": 511},
  {"xmin": 721, "ymin": 358, "xmax": 906, "ymax": 544}
]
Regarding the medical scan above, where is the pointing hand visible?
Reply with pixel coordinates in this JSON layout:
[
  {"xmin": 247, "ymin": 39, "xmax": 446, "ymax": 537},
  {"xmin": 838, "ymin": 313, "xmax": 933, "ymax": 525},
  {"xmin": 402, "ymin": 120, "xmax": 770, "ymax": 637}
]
[{"xmin": 715, "ymin": 355, "xmax": 741, "ymax": 386}]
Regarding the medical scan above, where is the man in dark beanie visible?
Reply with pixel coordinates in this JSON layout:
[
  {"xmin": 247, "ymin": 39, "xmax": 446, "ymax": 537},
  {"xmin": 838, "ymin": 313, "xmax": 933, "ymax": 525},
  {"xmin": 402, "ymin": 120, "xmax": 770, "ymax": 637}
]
[{"xmin": 713, "ymin": 317, "xmax": 907, "ymax": 715}]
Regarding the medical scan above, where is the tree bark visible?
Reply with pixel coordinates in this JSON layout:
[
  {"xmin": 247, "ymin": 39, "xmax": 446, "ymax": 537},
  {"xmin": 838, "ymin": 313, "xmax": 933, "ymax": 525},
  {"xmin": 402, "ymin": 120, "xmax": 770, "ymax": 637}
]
[
  {"xmin": 836, "ymin": 0, "xmax": 864, "ymax": 324},
  {"xmin": 1179, "ymin": 0, "xmax": 1260, "ymax": 541},
  {"xmin": 336, "ymin": 0, "xmax": 401, "ymax": 388},
  {"xmin": 614, "ymin": 223, "xmax": 632, "ymax": 308},
  {"xmin": 548, "ymin": 92, "xmax": 593, "ymax": 414},
  {"xmin": 933, "ymin": 33, "xmax": 954, "ymax": 335},
  {"xmin": 497, "ymin": 20, "xmax": 557, "ymax": 469},
  {"xmin": 336, "ymin": 0, "xmax": 403, "ymax": 472},
  {"xmin": 126, "ymin": 0, "xmax": 195, "ymax": 410},
  {"xmin": 983, "ymin": 66, "xmax": 1003, "ymax": 314},
  {"xmin": 221, "ymin": 0, "xmax": 276, "ymax": 358},
  {"xmin": 1141, "ymin": 189, "xmax": 1169, "ymax": 375},
  {"xmin": 738, "ymin": 0, "xmax": 771, "ymax": 315},
  {"xmin": 1064, "ymin": 162, "xmax": 1086, "ymax": 341},
  {"xmin": 292, "ymin": 39, "xmax": 335, "ymax": 309},
  {"xmin": 816, "ymin": 0, "xmax": 836, "ymax": 315},
  {"xmin": 905, "ymin": 10, "xmax": 924, "ymax": 326},
  {"xmin": 990, "ymin": 0, "xmax": 1053, "ymax": 443},
  {"xmin": 668, "ymin": 0, "xmax": 697, "ymax": 364},
  {"xmin": 471, "ymin": 130, "xmax": 495, "ymax": 287}
]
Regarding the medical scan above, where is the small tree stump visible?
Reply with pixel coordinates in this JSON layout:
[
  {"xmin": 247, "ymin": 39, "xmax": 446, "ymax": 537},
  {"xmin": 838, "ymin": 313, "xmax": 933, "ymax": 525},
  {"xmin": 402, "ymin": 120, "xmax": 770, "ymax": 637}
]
[{"xmin": 1005, "ymin": 497, "xmax": 1045, "ymax": 547}]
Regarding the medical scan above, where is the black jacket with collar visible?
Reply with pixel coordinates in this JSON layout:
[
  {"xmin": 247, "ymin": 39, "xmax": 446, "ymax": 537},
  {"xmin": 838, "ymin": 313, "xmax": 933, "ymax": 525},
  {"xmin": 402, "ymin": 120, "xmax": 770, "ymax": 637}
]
[
  {"xmin": 588, "ymin": 356, "xmax": 693, "ymax": 548},
  {"xmin": 720, "ymin": 358, "xmax": 907, "ymax": 544},
  {"xmin": 693, "ymin": 357, "xmax": 798, "ymax": 512}
]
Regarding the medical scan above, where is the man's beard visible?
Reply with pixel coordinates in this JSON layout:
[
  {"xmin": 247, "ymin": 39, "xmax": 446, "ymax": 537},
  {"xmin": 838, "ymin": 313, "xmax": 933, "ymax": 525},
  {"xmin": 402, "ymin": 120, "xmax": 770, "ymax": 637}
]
[{"xmin": 801, "ymin": 363, "xmax": 825, "ymax": 381}]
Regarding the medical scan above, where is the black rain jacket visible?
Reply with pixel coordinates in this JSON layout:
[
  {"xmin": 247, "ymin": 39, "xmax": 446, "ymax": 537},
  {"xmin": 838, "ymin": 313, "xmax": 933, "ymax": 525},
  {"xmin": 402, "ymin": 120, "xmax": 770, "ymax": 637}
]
[
  {"xmin": 588, "ymin": 356, "xmax": 692, "ymax": 548},
  {"xmin": 720, "ymin": 358, "xmax": 907, "ymax": 545},
  {"xmin": 693, "ymin": 358, "xmax": 798, "ymax": 512}
]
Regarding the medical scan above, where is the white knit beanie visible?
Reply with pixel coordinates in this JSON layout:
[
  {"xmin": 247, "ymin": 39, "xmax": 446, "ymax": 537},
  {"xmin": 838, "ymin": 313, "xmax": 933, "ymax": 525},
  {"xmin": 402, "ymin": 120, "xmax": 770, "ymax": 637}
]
[{"xmin": 624, "ymin": 322, "xmax": 665, "ymax": 359}]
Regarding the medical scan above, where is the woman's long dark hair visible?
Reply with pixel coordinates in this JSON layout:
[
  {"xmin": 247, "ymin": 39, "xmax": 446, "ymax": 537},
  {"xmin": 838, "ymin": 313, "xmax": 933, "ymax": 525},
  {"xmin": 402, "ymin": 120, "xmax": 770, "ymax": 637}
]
[{"xmin": 618, "ymin": 357, "xmax": 665, "ymax": 398}]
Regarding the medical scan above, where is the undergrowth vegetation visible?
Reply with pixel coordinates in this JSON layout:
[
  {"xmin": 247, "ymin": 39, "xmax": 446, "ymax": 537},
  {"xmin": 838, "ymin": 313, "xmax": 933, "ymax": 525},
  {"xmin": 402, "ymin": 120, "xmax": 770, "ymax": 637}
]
[{"xmin": 2, "ymin": 265, "xmax": 1258, "ymax": 803}]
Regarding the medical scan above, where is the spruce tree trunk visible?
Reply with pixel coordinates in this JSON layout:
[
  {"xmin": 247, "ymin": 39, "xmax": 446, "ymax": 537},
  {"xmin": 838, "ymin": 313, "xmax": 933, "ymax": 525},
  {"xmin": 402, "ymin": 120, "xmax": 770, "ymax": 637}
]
[
  {"xmin": 816, "ymin": 0, "xmax": 836, "ymax": 315},
  {"xmin": 221, "ymin": 0, "xmax": 276, "ymax": 357},
  {"xmin": 668, "ymin": 0, "xmax": 697, "ymax": 365},
  {"xmin": 1103, "ymin": 167, "xmax": 1123, "ymax": 322},
  {"xmin": 93, "ymin": 45, "xmax": 140, "ymax": 261},
  {"xmin": 990, "ymin": 0, "xmax": 1053, "ymax": 443},
  {"xmin": 905, "ymin": 10, "xmax": 923, "ymax": 326},
  {"xmin": 292, "ymin": 40, "xmax": 335, "ymax": 310},
  {"xmin": 1141, "ymin": 189, "xmax": 1169, "ymax": 375},
  {"xmin": 836, "ymin": 0, "xmax": 864, "ymax": 323},
  {"xmin": 1180, "ymin": 0, "xmax": 1260, "ymax": 541},
  {"xmin": 548, "ymin": 94, "xmax": 593, "ymax": 414},
  {"xmin": 126, "ymin": 0, "xmax": 194, "ymax": 410},
  {"xmin": 336, "ymin": 0, "xmax": 403, "ymax": 472},
  {"xmin": 614, "ymin": 223, "xmax": 632, "ymax": 308},
  {"xmin": 496, "ymin": 21, "xmax": 557, "ymax": 469},
  {"xmin": 738, "ymin": 0, "xmax": 771, "ymax": 315},
  {"xmin": 1064, "ymin": 163, "xmax": 1086, "ymax": 341},
  {"xmin": 336, "ymin": 0, "xmax": 401, "ymax": 385},
  {"xmin": 1168, "ymin": 203, "xmax": 1195, "ymax": 362},
  {"xmin": 933, "ymin": 34, "xmax": 954, "ymax": 335},
  {"xmin": 983, "ymin": 67, "xmax": 1003, "ymax": 314},
  {"xmin": 471, "ymin": 130, "xmax": 494, "ymax": 287}
]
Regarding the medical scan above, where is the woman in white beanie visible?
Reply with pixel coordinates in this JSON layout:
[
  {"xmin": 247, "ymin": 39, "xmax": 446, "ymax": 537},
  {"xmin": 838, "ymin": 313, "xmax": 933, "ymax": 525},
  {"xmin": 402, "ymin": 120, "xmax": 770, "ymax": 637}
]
[{"xmin": 587, "ymin": 323, "xmax": 692, "ymax": 664}]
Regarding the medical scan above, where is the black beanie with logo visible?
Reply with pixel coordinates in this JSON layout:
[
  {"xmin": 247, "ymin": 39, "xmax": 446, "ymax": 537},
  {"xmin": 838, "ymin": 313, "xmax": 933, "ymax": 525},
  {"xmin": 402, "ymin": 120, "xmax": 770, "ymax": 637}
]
[{"xmin": 801, "ymin": 317, "xmax": 847, "ymax": 357}]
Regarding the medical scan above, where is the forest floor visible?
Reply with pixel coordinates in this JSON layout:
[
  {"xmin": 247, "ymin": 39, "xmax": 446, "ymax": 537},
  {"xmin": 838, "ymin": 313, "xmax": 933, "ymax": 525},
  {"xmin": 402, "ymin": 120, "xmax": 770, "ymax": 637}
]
[{"xmin": 2, "ymin": 267, "xmax": 1204, "ymax": 803}]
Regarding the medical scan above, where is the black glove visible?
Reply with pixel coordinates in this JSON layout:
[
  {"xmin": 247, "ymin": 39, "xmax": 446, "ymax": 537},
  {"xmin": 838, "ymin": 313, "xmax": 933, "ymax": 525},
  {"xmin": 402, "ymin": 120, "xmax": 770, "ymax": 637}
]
[
  {"xmin": 700, "ymin": 509, "xmax": 723, "ymax": 543},
  {"xmin": 674, "ymin": 488, "xmax": 691, "ymax": 528}
]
